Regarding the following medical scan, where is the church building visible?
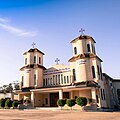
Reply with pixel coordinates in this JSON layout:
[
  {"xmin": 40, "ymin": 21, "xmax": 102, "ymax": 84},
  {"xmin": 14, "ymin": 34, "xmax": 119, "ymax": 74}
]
[{"xmin": 16, "ymin": 32, "xmax": 120, "ymax": 110}]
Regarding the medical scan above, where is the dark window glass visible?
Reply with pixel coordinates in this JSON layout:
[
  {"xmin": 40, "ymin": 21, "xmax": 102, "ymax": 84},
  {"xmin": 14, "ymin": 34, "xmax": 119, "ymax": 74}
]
[
  {"xmin": 87, "ymin": 44, "xmax": 91, "ymax": 52},
  {"xmin": 50, "ymin": 78, "xmax": 52, "ymax": 85},
  {"xmin": 46, "ymin": 78, "xmax": 48, "ymax": 85},
  {"xmin": 74, "ymin": 47, "xmax": 77, "ymax": 54},
  {"xmin": 25, "ymin": 58, "xmax": 27, "ymax": 65},
  {"xmin": 39, "ymin": 57, "xmax": 41, "ymax": 64},
  {"xmin": 64, "ymin": 76, "xmax": 66, "ymax": 83},
  {"xmin": 97, "ymin": 65, "xmax": 100, "ymax": 79},
  {"xmin": 73, "ymin": 69, "xmax": 76, "ymax": 81},
  {"xmin": 34, "ymin": 74, "xmax": 36, "ymax": 85},
  {"xmin": 61, "ymin": 74, "xmax": 63, "ymax": 84},
  {"xmin": 92, "ymin": 66, "xmax": 96, "ymax": 78},
  {"xmin": 53, "ymin": 75, "xmax": 55, "ymax": 85},
  {"xmin": 34, "ymin": 56, "xmax": 36, "ymax": 63},
  {"xmin": 100, "ymin": 67, "xmax": 102, "ymax": 80},
  {"xmin": 103, "ymin": 89, "xmax": 106, "ymax": 100},
  {"xmin": 117, "ymin": 89, "xmax": 120, "ymax": 104},
  {"xmin": 45, "ymin": 98, "xmax": 48, "ymax": 104},
  {"xmin": 56, "ymin": 75, "xmax": 57, "ymax": 85},
  {"xmin": 22, "ymin": 76, "xmax": 24, "ymax": 86},
  {"xmin": 101, "ymin": 89, "xmax": 103, "ymax": 100},
  {"xmin": 43, "ymin": 79, "xmax": 45, "ymax": 86},
  {"xmin": 67, "ymin": 76, "xmax": 69, "ymax": 83},
  {"xmin": 58, "ymin": 75, "xmax": 60, "ymax": 84},
  {"xmin": 96, "ymin": 95, "xmax": 99, "ymax": 103}
]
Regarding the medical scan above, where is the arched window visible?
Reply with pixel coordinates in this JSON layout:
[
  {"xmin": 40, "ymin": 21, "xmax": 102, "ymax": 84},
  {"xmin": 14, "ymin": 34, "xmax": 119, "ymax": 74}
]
[
  {"xmin": 34, "ymin": 74, "xmax": 36, "ymax": 85},
  {"xmin": 97, "ymin": 65, "xmax": 100, "ymax": 79},
  {"xmin": 34, "ymin": 56, "xmax": 36, "ymax": 63},
  {"xmin": 25, "ymin": 58, "xmax": 27, "ymax": 65},
  {"xmin": 87, "ymin": 44, "xmax": 91, "ymax": 52},
  {"xmin": 74, "ymin": 47, "xmax": 77, "ymax": 55},
  {"xmin": 92, "ymin": 66, "xmax": 96, "ymax": 78},
  {"xmin": 100, "ymin": 67, "xmax": 102, "ymax": 80},
  {"xmin": 39, "ymin": 57, "xmax": 41, "ymax": 64},
  {"xmin": 73, "ymin": 69, "xmax": 76, "ymax": 81},
  {"xmin": 22, "ymin": 76, "xmax": 24, "ymax": 86}
]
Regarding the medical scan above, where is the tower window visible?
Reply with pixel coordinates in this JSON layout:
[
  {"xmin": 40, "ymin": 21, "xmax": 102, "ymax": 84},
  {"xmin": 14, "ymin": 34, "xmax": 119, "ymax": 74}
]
[
  {"xmin": 87, "ymin": 44, "xmax": 91, "ymax": 52},
  {"xmin": 92, "ymin": 66, "xmax": 96, "ymax": 78},
  {"xmin": 74, "ymin": 47, "xmax": 77, "ymax": 55},
  {"xmin": 100, "ymin": 67, "xmax": 102, "ymax": 80},
  {"xmin": 97, "ymin": 65, "xmax": 100, "ymax": 79},
  {"xmin": 25, "ymin": 58, "xmax": 27, "ymax": 65},
  {"xmin": 34, "ymin": 56, "xmax": 36, "ymax": 63},
  {"xmin": 34, "ymin": 74, "xmax": 37, "ymax": 85},
  {"xmin": 73, "ymin": 69, "xmax": 76, "ymax": 81},
  {"xmin": 39, "ymin": 57, "xmax": 41, "ymax": 64},
  {"xmin": 22, "ymin": 76, "xmax": 24, "ymax": 86}
]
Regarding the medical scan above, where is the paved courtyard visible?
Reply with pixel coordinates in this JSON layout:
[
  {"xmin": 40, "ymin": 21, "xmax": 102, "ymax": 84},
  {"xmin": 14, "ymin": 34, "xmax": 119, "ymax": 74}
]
[{"xmin": 0, "ymin": 110, "xmax": 119, "ymax": 120}]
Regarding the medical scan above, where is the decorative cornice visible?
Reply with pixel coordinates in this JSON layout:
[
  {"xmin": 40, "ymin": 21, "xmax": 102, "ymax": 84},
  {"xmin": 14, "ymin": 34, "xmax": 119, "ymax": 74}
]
[
  {"xmin": 68, "ymin": 53, "xmax": 103, "ymax": 62},
  {"xmin": 70, "ymin": 35, "xmax": 96, "ymax": 43},
  {"xmin": 20, "ymin": 64, "xmax": 46, "ymax": 71},
  {"xmin": 23, "ymin": 48, "xmax": 45, "ymax": 55}
]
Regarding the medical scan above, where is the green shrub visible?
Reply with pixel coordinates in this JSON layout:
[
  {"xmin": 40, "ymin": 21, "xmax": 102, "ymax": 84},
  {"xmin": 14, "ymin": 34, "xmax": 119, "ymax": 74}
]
[
  {"xmin": 0, "ymin": 98, "xmax": 5, "ymax": 108},
  {"xmin": 76, "ymin": 97, "xmax": 87, "ymax": 107},
  {"xmin": 66, "ymin": 99, "xmax": 76, "ymax": 110},
  {"xmin": 57, "ymin": 99, "xmax": 66, "ymax": 109},
  {"xmin": 12, "ymin": 101, "xmax": 19, "ymax": 108},
  {"xmin": 5, "ymin": 99, "xmax": 12, "ymax": 108}
]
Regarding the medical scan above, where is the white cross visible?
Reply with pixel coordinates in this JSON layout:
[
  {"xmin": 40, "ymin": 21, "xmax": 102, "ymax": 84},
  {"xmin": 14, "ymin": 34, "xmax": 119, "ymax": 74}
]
[
  {"xmin": 32, "ymin": 42, "xmax": 36, "ymax": 48},
  {"xmin": 79, "ymin": 28, "xmax": 85, "ymax": 36},
  {"xmin": 55, "ymin": 58, "xmax": 60, "ymax": 64}
]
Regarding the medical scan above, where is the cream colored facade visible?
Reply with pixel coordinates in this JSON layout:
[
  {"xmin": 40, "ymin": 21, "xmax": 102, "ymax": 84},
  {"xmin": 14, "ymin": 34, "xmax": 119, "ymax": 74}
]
[{"xmin": 16, "ymin": 34, "xmax": 114, "ymax": 110}]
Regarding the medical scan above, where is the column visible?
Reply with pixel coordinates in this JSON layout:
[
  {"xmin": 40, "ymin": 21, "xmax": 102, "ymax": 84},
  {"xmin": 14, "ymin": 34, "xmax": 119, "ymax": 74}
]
[
  {"xmin": 59, "ymin": 89, "xmax": 63, "ymax": 99},
  {"xmin": 70, "ymin": 91, "xmax": 74, "ymax": 99},
  {"xmin": 31, "ymin": 92, "xmax": 35, "ymax": 107},
  {"xmin": 91, "ymin": 87, "xmax": 97, "ymax": 103},
  {"xmin": 18, "ymin": 94, "xmax": 22, "ymax": 101},
  {"xmin": 91, "ymin": 87, "xmax": 97, "ymax": 110}
]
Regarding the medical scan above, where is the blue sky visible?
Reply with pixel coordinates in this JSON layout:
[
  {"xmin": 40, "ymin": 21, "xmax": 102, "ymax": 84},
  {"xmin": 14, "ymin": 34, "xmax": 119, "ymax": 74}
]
[{"xmin": 0, "ymin": 0, "xmax": 120, "ymax": 85}]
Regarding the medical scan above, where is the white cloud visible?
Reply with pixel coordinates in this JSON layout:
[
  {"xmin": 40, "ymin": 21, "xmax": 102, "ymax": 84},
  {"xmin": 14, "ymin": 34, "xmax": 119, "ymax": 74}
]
[
  {"xmin": 0, "ymin": 17, "xmax": 37, "ymax": 37},
  {"xmin": 0, "ymin": 18, "xmax": 10, "ymax": 23}
]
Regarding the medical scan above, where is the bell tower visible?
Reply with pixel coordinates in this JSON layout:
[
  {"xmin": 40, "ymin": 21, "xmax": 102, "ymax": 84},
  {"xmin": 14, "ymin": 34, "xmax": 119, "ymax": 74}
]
[
  {"xmin": 20, "ymin": 43, "xmax": 45, "ymax": 89},
  {"xmin": 69, "ymin": 30, "xmax": 103, "ymax": 84}
]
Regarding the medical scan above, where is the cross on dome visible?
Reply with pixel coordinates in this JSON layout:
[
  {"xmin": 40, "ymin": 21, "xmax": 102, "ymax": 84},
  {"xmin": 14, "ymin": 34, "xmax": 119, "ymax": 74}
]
[
  {"xmin": 55, "ymin": 58, "xmax": 60, "ymax": 65},
  {"xmin": 79, "ymin": 28, "xmax": 85, "ymax": 36},
  {"xmin": 32, "ymin": 42, "xmax": 36, "ymax": 48}
]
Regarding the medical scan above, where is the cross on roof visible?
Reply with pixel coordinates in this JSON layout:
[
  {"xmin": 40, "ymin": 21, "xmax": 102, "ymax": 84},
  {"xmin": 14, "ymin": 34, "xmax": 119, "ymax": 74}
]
[
  {"xmin": 55, "ymin": 58, "xmax": 60, "ymax": 65},
  {"xmin": 32, "ymin": 42, "xmax": 36, "ymax": 48},
  {"xmin": 79, "ymin": 28, "xmax": 85, "ymax": 36}
]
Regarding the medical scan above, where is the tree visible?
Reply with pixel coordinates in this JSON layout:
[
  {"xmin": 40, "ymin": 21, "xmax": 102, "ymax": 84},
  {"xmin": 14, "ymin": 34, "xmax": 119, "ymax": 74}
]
[
  {"xmin": 5, "ymin": 99, "xmax": 13, "ymax": 108},
  {"xmin": 76, "ymin": 97, "xmax": 87, "ymax": 110},
  {"xmin": 0, "ymin": 98, "xmax": 5, "ymax": 108},
  {"xmin": 66, "ymin": 99, "xmax": 76, "ymax": 110},
  {"xmin": 2, "ymin": 84, "xmax": 13, "ymax": 93},
  {"xmin": 14, "ymin": 83, "xmax": 20, "ymax": 90},
  {"xmin": 57, "ymin": 99, "xmax": 66, "ymax": 109},
  {"xmin": 12, "ymin": 101, "xmax": 19, "ymax": 108}
]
